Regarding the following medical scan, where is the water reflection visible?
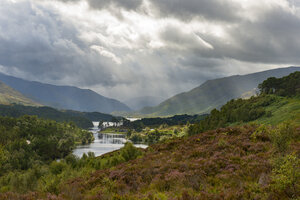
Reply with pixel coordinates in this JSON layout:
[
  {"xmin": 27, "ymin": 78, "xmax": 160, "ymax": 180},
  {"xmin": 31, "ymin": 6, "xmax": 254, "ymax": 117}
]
[
  {"xmin": 72, "ymin": 122, "xmax": 147, "ymax": 157},
  {"xmin": 98, "ymin": 133, "xmax": 126, "ymax": 144}
]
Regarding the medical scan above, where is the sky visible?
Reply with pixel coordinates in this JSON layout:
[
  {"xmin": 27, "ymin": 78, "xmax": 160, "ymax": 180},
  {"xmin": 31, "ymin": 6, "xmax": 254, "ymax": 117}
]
[{"xmin": 0, "ymin": 0, "xmax": 299, "ymax": 101}]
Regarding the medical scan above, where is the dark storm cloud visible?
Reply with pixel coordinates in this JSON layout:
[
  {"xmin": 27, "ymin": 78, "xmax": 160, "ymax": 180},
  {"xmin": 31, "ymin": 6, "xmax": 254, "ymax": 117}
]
[
  {"xmin": 87, "ymin": 0, "xmax": 142, "ymax": 10},
  {"xmin": 0, "ymin": 1, "xmax": 125, "ymax": 87},
  {"xmin": 158, "ymin": 2, "xmax": 300, "ymax": 67},
  {"xmin": 52, "ymin": 0, "xmax": 143, "ymax": 11},
  {"xmin": 209, "ymin": 6, "xmax": 300, "ymax": 64},
  {"xmin": 149, "ymin": 0, "xmax": 240, "ymax": 22}
]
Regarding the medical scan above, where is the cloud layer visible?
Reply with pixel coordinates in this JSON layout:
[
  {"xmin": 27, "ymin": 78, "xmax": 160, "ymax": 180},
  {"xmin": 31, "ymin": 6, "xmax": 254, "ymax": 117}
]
[{"xmin": 0, "ymin": 0, "xmax": 299, "ymax": 101}]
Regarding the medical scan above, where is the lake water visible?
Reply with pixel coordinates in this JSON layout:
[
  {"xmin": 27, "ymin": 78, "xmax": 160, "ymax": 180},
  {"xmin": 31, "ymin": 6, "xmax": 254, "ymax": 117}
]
[{"xmin": 73, "ymin": 122, "xmax": 147, "ymax": 157}]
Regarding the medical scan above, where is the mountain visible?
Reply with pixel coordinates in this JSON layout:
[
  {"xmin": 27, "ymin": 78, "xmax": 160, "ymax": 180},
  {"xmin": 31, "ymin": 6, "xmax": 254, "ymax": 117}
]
[
  {"xmin": 0, "ymin": 73, "xmax": 131, "ymax": 113},
  {"xmin": 0, "ymin": 81, "xmax": 41, "ymax": 106},
  {"xmin": 139, "ymin": 66, "xmax": 300, "ymax": 116},
  {"xmin": 124, "ymin": 96, "xmax": 165, "ymax": 111}
]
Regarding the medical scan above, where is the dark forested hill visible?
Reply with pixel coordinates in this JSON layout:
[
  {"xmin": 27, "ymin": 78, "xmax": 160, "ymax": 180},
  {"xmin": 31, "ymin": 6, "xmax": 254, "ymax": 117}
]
[
  {"xmin": 139, "ymin": 67, "xmax": 300, "ymax": 116},
  {"xmin": 0, "ymin": 104, "xmax": 119, "ymax": 129},
  {"xmin": 0, "ymin": 73, "xmax": 131, "ymax": 113}
]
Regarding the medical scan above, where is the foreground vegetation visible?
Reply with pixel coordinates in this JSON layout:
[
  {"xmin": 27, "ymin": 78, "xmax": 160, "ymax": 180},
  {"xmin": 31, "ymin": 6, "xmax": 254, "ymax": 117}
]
[
  {"xmin": 2, "ymin": 124, "xmax": 298, "ymax": 199},
  {"xmin": 70, "ymin": 124, "xmax": 299, "ymax": 200},
  {"xmin": 0, "ymin": 142, "xmax": 143, "ymax": 196},
  {"xmin": 0, "ymin": 115, "xmax": 143, "ymax": 195}
]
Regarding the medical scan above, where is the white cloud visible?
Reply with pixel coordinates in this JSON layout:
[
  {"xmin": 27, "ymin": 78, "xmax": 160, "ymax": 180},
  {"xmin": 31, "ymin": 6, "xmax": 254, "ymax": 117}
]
[{"xmin": 90, "ymin": 45, "xmax": 122, "ymax": 64}]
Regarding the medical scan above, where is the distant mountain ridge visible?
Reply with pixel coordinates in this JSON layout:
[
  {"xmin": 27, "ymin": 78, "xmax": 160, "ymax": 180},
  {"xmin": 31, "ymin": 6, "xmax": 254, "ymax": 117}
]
[
  {"xmin": 125, "ymin": 96, "xmax": 165, "ymax": 111},
  {"xmin": 0, "ymin": 81, "xmax": 41, "ymax": 106},
  {"xmin": 139, "ymin": 67, "xmax": 300, "ymax": 116},
  {"xmin": 0, "ymin": 73, "xmax": 131, "ymax": 113}
]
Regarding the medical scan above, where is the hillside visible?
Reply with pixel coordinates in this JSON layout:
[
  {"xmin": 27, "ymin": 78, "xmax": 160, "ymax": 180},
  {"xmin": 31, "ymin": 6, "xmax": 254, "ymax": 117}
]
[
  {"xmin": 189, "ymin": 71, "xmax": 300, "ymax": 134},
  {"xmin": 69, "ymin": 125, "xmax": 300, "ymax": 200},
  {"xmin": 0, "ymin": 73, "xmax": 131, "ymax": 113},
  {"xmin": 139, "ymin": 67, "xmax": 300, "ymax": 117},
  {"xmin": 0, "ymin": 81, "xmax": 40, "ymax": 106}
]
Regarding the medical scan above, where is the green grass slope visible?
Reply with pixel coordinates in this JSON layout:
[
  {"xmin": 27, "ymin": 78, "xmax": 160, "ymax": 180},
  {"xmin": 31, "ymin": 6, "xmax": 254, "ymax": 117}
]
[
  {"xmin": 255, "ymin": 97, "xmax": 300, "ymax": 126},
  {"xmin": 0, "ymin": 81, "xmax": 41, "ymax": 106},
  {"xmin": 139, "ymin": 67, "xmax": 300, "ymax": 117}
]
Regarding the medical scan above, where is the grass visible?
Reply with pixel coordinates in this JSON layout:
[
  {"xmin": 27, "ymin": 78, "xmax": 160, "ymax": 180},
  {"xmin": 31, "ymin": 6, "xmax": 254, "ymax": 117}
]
[
  {"xmin": 227, "ymin": 96, "xmax": 300, "ymax": 128},
  {"xmin": 255, "ymin": 97, "xmax": 300, "ymax": 126}
]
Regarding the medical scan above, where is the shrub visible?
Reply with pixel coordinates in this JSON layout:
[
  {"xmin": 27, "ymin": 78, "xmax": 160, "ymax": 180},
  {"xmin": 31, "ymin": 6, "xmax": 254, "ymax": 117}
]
[
  {"xmin": 120, "ymin": 142, "xmax": 142, "ymax": 161},
  {"xmin": 269, "ymin": 123, "xmax": 294, "ymax": 154},
  {"xmin": 129, "ymin": 133, "xmax": 143, "ymax": 144},
  {"xmin": 251, "ymin": 124, "xmax": 271, "ymax": 142},
  {"xmin": 271, "ymin": 154, "xmax": 300, "ymax": 198}
]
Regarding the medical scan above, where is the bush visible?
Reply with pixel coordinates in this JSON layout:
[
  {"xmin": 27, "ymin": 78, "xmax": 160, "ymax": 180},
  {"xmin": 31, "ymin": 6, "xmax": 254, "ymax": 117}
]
[
  {"xmin": 269, "ymin": 123, "xmax": 294, "ymax": 154},
  {"xmin": 251, "ymin": 124, "xmax": 271, "ymax": 142},
  {"xmin": 120, "ymin": 142, "xmax": 142, "ymax": 161},
  {"xmin": 271, "ymin": 154, "xmax": 300, "ymax": 198},
  {"xmin": 129, "ymin": 133, "xmax": 143, "ymax": 144}
]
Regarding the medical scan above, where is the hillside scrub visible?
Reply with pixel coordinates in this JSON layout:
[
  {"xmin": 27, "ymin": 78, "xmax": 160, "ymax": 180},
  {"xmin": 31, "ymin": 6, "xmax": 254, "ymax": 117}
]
[
  {"xmin": 68, "ymin": 124, "xmax": 299, "ymax": 199},
  {"xmin": 188, "ymin": 95, "xmax": 278, "ymax": 135},
  {"xmin": 4, "ymin": 124, "xmax": 298, "ymax": 199}
]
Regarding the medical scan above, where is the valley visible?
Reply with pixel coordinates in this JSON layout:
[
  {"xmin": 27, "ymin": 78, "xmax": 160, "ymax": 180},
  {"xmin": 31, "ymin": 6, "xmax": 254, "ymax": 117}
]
[{"xmin": 0, "ymin": 70, "xmax": 299, "ymax": 200}]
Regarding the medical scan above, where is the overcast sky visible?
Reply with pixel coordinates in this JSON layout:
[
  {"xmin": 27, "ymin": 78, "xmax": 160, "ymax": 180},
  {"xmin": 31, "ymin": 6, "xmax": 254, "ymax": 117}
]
[{"xmin": 0, "ymin": 0, "xmax": 299, "ymax": 101}]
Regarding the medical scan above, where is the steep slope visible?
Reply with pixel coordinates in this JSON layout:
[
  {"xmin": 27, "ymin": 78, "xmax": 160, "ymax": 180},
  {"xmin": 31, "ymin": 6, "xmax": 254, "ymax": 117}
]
[
  {"xmin": 0, "ymin": 81, "xmax": 40, "ymax": 106},
  {"xmin": 189, "ymin": 71, "xmax": 300, "ymax": 135},
  {"xmin": 140, "ymin": 67, "xmax": 300, "ymax": 116},
  {"xmin": 0, "ymin": 73, "xmax": 131, "ymax": 113}
]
